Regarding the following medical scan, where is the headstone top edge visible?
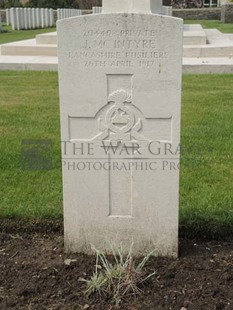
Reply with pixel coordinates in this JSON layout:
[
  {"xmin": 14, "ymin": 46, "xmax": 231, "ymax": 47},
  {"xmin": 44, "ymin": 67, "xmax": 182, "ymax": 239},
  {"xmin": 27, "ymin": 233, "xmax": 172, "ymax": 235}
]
[{"xmin": 56, "ymin": 13, "xmax": 183, "ymax": 26}]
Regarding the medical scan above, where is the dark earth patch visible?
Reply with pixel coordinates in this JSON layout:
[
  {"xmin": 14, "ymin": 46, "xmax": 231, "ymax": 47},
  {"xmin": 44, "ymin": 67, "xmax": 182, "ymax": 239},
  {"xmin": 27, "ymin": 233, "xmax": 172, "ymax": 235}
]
[{"xmin": 0, "ymin": 221, "xmax": 233, "ymax": 309}]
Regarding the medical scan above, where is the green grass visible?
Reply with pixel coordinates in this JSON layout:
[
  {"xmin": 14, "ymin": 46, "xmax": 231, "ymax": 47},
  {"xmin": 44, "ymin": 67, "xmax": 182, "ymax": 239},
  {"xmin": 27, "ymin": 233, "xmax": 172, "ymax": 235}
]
[
  {"xmin": 0, "ymin": 71, "xmax": 62, "ymax": 218},
  {"xmin": 180, "ymin": 75, "xmax": 233, "ymax": 239},
  {"xmin": 0, "ymin": 23, "xmax": 56, "ymax": 45},
  {"xmin": 0, "ymin": 72, "xmax": 233, "ymax": 238},
  {"xmin": 184, "ymin": 19, "xmax": 233, "ymax": 33}
]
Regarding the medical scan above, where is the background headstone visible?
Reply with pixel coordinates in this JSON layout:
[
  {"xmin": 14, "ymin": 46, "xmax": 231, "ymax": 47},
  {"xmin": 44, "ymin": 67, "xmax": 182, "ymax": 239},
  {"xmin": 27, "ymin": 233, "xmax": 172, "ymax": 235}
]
[
  {"xmin": 44, "ymin": 8, "xmax": 49, "ymax": 28},
  {"xmin": 49, "ymin": 8, "xmax": 54, "ymax": 27},
  {"xmin": 24, "ymin": 8, "xmax": 28, "ymax": 30},
  {"xmin": 36, "ymin": 8, "xmax": 40, "ymax": 28},
  {"xmin": 41, "ymin": 8, "xmax": 45, "ymax": 28},
  {"xmin": 28, "ymin": 8, "xmax": 32, "ymax": 29},
  {"xmin": 15, "ymin": 8, "xmax": 20, "ymax": 30},
  {"xmin": 10, "ymin": 8, "xmax": 16, "ymax": 30},
  {"xmin": 6, "ymin": 9, "xmax": 11, "ymax": 26},
  {"xmin": 32, "ymin": 8, "xmax": 36, "ymax": 29},
  {"xmin": 19, "ymin": 8, "xmax": 24, "ymax": 30}
]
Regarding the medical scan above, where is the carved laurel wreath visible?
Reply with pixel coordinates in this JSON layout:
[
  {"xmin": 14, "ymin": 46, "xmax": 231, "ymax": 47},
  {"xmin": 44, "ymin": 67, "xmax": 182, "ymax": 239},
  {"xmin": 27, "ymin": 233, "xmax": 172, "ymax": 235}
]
[{"xmin": 108, "ymin": 89, "xmax": 132, "ymax": 104}]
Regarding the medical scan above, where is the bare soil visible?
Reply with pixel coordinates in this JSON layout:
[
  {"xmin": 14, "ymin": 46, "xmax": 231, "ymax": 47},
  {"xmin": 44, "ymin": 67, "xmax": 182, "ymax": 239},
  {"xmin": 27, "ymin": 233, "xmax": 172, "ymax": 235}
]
[{"xmin": 0, "ymin": 219, "xmax": 233, "ymax": 310}]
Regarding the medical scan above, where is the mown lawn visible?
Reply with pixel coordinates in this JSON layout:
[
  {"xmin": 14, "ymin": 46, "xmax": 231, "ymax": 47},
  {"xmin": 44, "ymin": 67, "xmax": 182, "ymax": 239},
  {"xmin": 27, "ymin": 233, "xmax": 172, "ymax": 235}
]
[
  {"xmin": 180, "ymin": 75, "xmax": 233, "ymax": 238},
  {"xmin": 0, "ymin": 24, "xmax": 56, "ymax": 45},
  {"xmin": 0, "ymin": 71, "xmax": 62, "ymax": 218},
  {"xmin": 0, "ymin": 72, "xmax": 233, "ymax": 238},
  {"xmin": 184, "ymin": 19, "xmax": 233, "ymax": 33}
]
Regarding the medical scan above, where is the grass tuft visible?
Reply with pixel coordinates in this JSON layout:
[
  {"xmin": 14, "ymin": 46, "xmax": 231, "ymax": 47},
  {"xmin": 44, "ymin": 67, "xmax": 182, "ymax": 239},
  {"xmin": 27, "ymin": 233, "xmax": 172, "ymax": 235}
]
[{"xmin": 80, "ymin": 244, "xmax": 155, "ymax": 307}]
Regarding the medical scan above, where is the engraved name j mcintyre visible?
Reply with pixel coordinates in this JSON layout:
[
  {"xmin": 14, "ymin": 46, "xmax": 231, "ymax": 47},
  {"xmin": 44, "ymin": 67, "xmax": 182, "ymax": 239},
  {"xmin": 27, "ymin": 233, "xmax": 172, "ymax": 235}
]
[{"xmin": 82, "ymin": 38, "xmax": 159, "ymax": 49}]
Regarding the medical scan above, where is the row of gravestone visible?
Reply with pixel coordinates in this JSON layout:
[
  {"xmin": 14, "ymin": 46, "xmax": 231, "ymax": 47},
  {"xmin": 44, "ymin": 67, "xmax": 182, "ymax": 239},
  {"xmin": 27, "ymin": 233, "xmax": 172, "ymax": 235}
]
[
  {"xmin": 92, "ymin": 7, "xmax": 102, "ymax": 14},
  {"xmin": 57, "ymin": 9, "xmax": 82, "ymax": 20},
  {"xmin": 7, "ymin": 8, "xmax": 55, "ymax": 30},
  {"xmin": 6, "ymin": 8, "xmax": 83, "ymax": 30}
]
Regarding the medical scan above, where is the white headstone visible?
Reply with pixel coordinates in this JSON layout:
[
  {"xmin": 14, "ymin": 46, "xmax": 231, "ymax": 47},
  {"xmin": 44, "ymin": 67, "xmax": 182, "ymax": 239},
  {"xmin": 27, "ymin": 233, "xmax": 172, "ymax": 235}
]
[
  {"xmin": 19, "ymin": 8, "xmax": 24, "ymax": 30},
  {"xmin": 163, "ymin": 6, "xmax": 172, "ymax": 17},
  {"xmin": 57, "ymin": 0, "xmax": 183, "ymax": 257},
  {"xmin": 6, "ymin": 9, "xmax": 11, "ymax": 26},
  {"xmin": 57, "ymin": 9, "xmax": 60, "ymax": 20},
  {"xmin": 28, "ymin": 8, "xmax": 32, "ymax": 29},
  {"xmin": 44, "ymin": 8, "xmax": 49, "ymax": 28},
  {"xmin": 32, "ymin": 8, "xmax": 36, "ymax": 29},
  {"xmin": 41, "ymin": 8, "xmax": 44, "ymax": 26},
  {"xmin": 48, "ymin": 9, "xmax": 51, "ymax": 26},
  {"xmin": 49, "ymin": 8, "xmax": 54, "ymax": 27},
  {"xmin": 61, "ymin": 9, "xmax": 65, "ymax": 19},
  {"xmin": 35, "ymin": 8, "xmax": 40, "ymax": 28},
  {"xmin": 10, "ymin": 8, "xmax": 16, "ymax": 30},
  {"xmin": 15, "ymin": 8, "xmax": 20, "ymax": 30},
  {"xmin": 24, "ymin": 8, "xmax": 28, "ymax": 30}
]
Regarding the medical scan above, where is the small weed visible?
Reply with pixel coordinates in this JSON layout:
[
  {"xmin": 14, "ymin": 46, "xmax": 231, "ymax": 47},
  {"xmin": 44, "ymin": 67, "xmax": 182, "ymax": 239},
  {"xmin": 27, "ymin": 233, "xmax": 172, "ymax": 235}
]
[{"xmin": 80, "ymin": 244, "xmax": 155, "ymax": 307}]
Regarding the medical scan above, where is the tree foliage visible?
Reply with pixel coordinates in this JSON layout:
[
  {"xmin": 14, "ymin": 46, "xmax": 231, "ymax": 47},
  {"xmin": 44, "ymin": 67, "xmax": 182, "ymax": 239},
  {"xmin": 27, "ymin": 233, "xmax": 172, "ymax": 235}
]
[
  {"xmin": 0, "ymin": 0, "xmax": 22, "ymax": 8},
  {"xmin": 77, "ymin": 0, "xmax": 101, "ymax": 9},
  {"xmin": 0, "ymin": 0, "xmax": 102, "ymax": 9},
  {"xmin": 25, "ymin": 0, "xmax": 79, "ymax": 9}
]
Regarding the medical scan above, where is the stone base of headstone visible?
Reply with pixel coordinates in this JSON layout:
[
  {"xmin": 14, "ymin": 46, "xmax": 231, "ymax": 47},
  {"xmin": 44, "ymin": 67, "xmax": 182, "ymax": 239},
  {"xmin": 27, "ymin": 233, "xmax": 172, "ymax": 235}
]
[{"xmin": 221, "ymin": 3, "xmax": 233, "ymax": 23}]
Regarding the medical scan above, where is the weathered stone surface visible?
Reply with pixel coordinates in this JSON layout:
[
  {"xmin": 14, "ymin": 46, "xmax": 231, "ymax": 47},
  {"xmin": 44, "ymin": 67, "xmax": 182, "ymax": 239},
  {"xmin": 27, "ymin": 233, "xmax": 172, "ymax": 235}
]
[{"xmin": 57, "ymin": 4, "xmax": 183, "ymax": 257}]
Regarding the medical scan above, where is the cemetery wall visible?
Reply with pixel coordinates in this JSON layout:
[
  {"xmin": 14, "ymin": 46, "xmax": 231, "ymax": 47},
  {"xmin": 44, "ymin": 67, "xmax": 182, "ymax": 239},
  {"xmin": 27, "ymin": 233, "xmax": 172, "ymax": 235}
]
[{"xmin": 173, "ymin": 8, "xmax": 221, "ymax": 20}]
